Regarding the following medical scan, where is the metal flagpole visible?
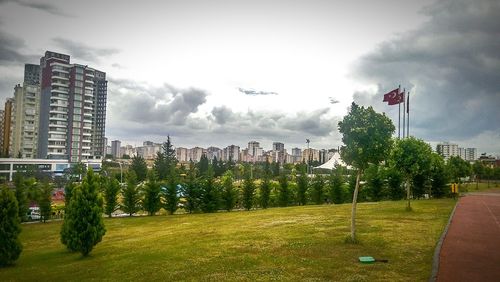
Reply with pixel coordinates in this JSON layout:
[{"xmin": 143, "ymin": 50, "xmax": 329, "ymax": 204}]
[
  {"xmin": 398, "ymin": 85, "xmax": 401, "ymax": 139},
  {"xmin": 407, "ymin": 91, "xmax": 410, "ymax": 137},
  {"xmin": 402, "ymin": 89, "xmax": 406, "ymax": 138}
]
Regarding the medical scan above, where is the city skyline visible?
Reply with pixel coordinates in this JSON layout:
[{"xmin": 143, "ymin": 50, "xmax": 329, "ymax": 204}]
[{"xmin": 0, "ymin": 0, "xmax": 499, "ymax": 155}]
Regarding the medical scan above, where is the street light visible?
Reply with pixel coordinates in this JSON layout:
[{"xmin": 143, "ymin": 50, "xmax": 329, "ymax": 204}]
[{"xmin": 306, "ymin": 139, "xmax": 310, "ymax": 174}]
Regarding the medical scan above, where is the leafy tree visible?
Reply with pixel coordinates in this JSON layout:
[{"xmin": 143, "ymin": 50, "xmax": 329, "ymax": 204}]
[
  {"xmin": 272, "ymin": 162, "xmax": 280, "ymax": 177},
  {"xmin": 429, "ymin": 153, "xmax": 449, "ymax": 198},
  {"xmin": 164, "ymin": 167, "xmax": 179, "ymax": 215},
  {"xmin": 121, "ymin": 171, "xmax": 141, "ymax": 216},
  {"xmin": 472, "ymin": 161, "xmax": 485, "ymax": 190},
  {"xmin": 38, "ymin": 181, "xmax": 52, "ymax": 223},
  {"xmin": 183, "ymin": 161, "xmax": 200, "ymax": 213},
  {"xmin": 103, "ymin": 178, "xmax": 120, "ymax": 217},
  {"xmin": 221, "ymin": 171, "xmax": 236, "ymax": 211},
  {"xmin": 278, "ymin": 172, "xmax": 290, "ymax": 207},
  {"xmin": 13, "ymin": 173, "xmax": 28, "ymax": 221},
  {"xmin": 64, "ymin": 181, "xmax": 76, "ymax": 208},
  {"xmin": 242, "ymin": 172, "xmax": 255, "ymax": 210},
  {"xmin": 338, "ymin": 102, "xmax": 394, "ymax": 242},
  {"xmin": 296, "ymin": 169, "xmax": 309, "ymax": 205},
  {"xmin": 142, "ymin": 172, "xmax": 161, "ymax": 216},
  {"xmin": 364, "ymin": 164, "xmax": 384, "ymax": 201},
  {"xmin": 60, "ymin": 169, "xmax": 106, "ymax": 256},
  {"xmin": 385, "ymin": 166, "xmax": 404, "ymax": 200},
  {"xmin": 0, "ymin": 186, "xmax": 22, "ymax": 266},
  {"xmin": 311, "ymin": 174, "xmax": 325, "ymax": 205},
  {"xmin": 391, "ymin": 137, "xmax": 433, "ymax": 210},
  {"xmin": 447, "ymin": 156, "xmax": 471, "ymax": 184},
  {"xmin": 200, "ymin": 167, "xmax": 219, "ymax": 213},
  {"xmin": 329, "ymin": 167, "xmax": 345, "ymax": 204},
  {"xmin": 130, "ymin": 155, "xmax": 148, "ymax": 182}
]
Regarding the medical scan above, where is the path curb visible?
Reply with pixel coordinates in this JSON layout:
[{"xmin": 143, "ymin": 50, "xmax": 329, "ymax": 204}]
[{"xmin": 429, "ymin": 198, "xmax": 459, "ymax": 282}]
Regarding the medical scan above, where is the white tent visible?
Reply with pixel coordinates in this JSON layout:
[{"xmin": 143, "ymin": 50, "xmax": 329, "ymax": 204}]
[{"xmin": 313, "ymin": 152, "xmax": 349, "ymax": 170}]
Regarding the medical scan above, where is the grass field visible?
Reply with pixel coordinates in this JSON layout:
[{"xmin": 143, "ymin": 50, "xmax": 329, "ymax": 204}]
[{"xmin": 1, "ymin": 199, "xmax": 456, "ymax": 281}]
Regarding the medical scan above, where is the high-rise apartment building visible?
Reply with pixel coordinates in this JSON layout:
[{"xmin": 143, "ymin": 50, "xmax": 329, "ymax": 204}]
[
  {"xmin": 223, "ymin": 145, "xmax": 240, "ymax": 162},
  {"xmin": 2, "ymin": 98, "xmax": 14, "ymax": 157},
  {"xmin": 436, "ymin": 142, "xmax": 459, "ymax": 160},
  {"xmin": 111, "ymin": 140, "xmax": 121, "ymax": 159},
  {"xmin": 37, "ymin": 51, "xmax": 107, "ymax": 162},
  {"xmin": 9, "ymin": 64, "xmax": 41, "ymax": 159},
  {"xmin": 272, "ymin": 142, "xmax": 285, "ymax": 152}
]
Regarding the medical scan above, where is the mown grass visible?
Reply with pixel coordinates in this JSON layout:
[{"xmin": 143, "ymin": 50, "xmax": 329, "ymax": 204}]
[{"xmin": 1, "ymin": 199, "xmax": 455, "ymax": 281}]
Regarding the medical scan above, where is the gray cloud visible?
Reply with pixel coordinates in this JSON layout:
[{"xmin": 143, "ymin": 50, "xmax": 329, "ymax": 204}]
[
  {"xmin": 52, "ymin": 38, "xmax": 120, "ymax": 63},
  {"xmin": 352, "ymin": 0, "xmax": 500, "ymax": 153},
  {"xmin": 0, "ymin": 0, "xmax": 70, "ymax": 16},
  {"xmin": 238, "ymin": 87, "xmax": 278, "ymax": 96},
  {"xmin": 0, "ymin": 29, "xmax": 37, "ymax": 65}
]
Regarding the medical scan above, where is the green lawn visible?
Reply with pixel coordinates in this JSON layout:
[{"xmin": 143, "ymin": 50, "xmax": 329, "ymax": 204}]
[{"xmin": 1, "ymin": 199, "xmax": 455, "ymax": 281}]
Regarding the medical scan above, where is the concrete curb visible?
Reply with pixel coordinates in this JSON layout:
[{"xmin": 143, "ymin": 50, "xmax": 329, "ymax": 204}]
[{"xmin": 429, "ymin": 198, "xmax": 460, "ymax": 282}]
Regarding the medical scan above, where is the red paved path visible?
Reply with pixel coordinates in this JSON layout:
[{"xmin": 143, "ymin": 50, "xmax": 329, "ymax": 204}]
[{"xmin": 436, "ymin": 191, "xmax": 500, "ymax": 282}]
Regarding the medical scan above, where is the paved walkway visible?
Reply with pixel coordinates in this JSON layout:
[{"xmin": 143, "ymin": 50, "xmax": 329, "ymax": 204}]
[{"xmin": 436, "ymin": 190, "xmax": 500, "ymax": 282}]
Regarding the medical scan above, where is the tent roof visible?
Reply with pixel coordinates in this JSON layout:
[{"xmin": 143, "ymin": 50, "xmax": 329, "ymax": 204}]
[{"xmin": 314, "ymin": 152, "xmax": 349, "ymax": 170}]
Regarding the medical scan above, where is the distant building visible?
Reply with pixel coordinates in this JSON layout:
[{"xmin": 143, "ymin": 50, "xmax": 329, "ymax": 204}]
[
  {"xmin": 176, "ymin": 147, "xmax": 189, "ymax": 162},
  {"xmin": 206, "ymin": 146, "xmax": 222, "ymax": 161},
  {"xmin": 111, "ymin": 140, "xmax": 121, "ymax": 159},
  {"xmin": 223, "ymin": 145, "xmax": 240, "ymax": 162},
  {"xmin": 2, "ymin": 98, "xmax": 14, "ymax": 157},
  {"xmin": 272, "ymin": 142, "xmax": 285, "ymax": 152},
  {"xmin": 436, "ymin": 142, "xmax": 459, "ymax": 160}
]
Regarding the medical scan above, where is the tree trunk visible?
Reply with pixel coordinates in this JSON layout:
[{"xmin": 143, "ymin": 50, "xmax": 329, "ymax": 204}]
[
  {"xmin": 350, "ymin": 170, "xmax": 361, "ymax": 242},
  {"xmin": 406, "ymin": 178, "xmax": 411, "ymax": 210}
]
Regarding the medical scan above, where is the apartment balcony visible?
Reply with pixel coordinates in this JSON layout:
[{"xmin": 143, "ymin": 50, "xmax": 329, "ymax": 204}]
[
  {"xmin": 48, "ymin": 144, "xmax": 66, "ymax": 149},
  {"xmin": 53, "ymin": 74, "xmax": 69, "ymax": 80},
  {"xmin": 48, "ymin": 137, "xmax": 66, "ymax": 142},
  {"xmin": 51, "ymin": 81, "xmax": 68, "ymax": 87},
  {"xmin": 51, "ymin": 66, "xmax": 69, "ymax": 73},
  {"xmin": 51, "ymin": 89, "xmax": 69, "ymax": 94},
  {"xmin": 82, "ymin": 146, "xmax": 91, "ymax": 150}
]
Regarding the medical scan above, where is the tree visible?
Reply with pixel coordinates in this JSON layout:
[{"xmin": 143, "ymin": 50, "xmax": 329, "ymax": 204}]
[
  {"xmin": 200, "ymin": 167, "xmax": 219, "ymax": 213},
  {"xmin": 338, "ymin": 102, "xmax": 395, "ymax": 242},
  {"xmin": 60, "ymin": 169, "xmax": 106, "ymax": 256},
  {"xmin": 364, "ymin": 164, "xmax": 384, "ymax": 201},
  {"xmin": 385, "ymin": 166, "xmax": 404, "ymax": 200},
  {"xmin": 163, "ymin": 167, "xmax": 179, "ymax": 215},
  {"xmin": 329, "ymin": 167, "xmax": 345, "ymax": 204},
  {"xmin": 221, "ymin": 171, "xmax": 236, "ymax": 211},
  {"xmin": 296, "ymin": 169, "xmax": 309, "ymax": 205},
  {"xmin": 130, "ymin": 155, "xmax": 148, "ymax": 182},
  {"xmin": 391, "ymin": 137, "xmax": 433, "ymax": 210},
  {"xmin": 311, "ymin": 174, "xmax": 325, "ymax": 205},
  {"xmin": 38, "ymin": 181, "xmax": 52, "ymax": 223},
  {"xmin": 472, "ymin": 161, "xmax": 485, "ymax": 190},
  {"xmin": 142, "ymin": 172, "xmax": 161, "ymax": 216},
  {"xmin": 447, "ymin": 156, "xmax": 471, "ymax": 184},
  {"xmin": 121, "ymin": 171, "xmax": 141, "ymax": 216},
  {"xmin": 260, "ymin": 175, "xmax": 271, "ymax": 209},
  {"xmin": 153, "ymin": 151, "xmax": 167, "ymax": 181},
  {"xmin": 242, "ymin": 171, "xmax": 255, "ymax": 211},
  {"xmin": 182, "ymin": 161, "xmax": 200, "ymax": 213},
  {"xmin": 278, "ymin": 172, "xmax": 290, "ymax": 207},
  {"xmin": 103, "ymin": 178, "xmax": 120, "ymax": 217},
  {"xmin": 429, "ymin": 153, "xmax": 449, "ymax": 198},
  {"xmin": 197, "ymin": 154, "xmax": 209, "ymax": 176},
  {"xmin": 0, "ymin": 186, "xmax": 22, "ymax": 266},
  {"xmin": 64, "ymin": 181, "xmax": 76, "ymax": 208},
  {"xmin": 13, "ymin": 173, "xmax": 28, "ymax": 221}
]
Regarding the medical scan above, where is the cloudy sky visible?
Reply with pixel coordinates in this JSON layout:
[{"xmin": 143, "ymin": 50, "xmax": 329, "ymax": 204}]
[{"xmin": 0, "ymin": 0, "xmax": 498, "ymax": 155}]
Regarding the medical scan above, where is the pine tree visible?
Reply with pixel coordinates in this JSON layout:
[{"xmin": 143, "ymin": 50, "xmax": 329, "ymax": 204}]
[
  {"xmin": 242, "ymin": 172, "xmax": 255, "ymax": 211},
  {"xmin": 296, "ymin": 169, "xmax": 309, "ymax": 206},
  {"xmin": 164, "ymin": 167, "xmax": 179, "ymax": 215},
  {"xmin": 38, "ymin": 181, "xmax": 52, "ymax": 222},
  {"xmin": 0, "ymin": 186, "xmax": 22, "ymax": 266},
  {"xmin": 260, "ymin": 175, "xmax": 271, "ymax": 209},
  {"xmin": 142, "ymin": 172, "xmax": 161, "ymax": 216},
  {"xmin": 130, "ymin": 155, "xmax": 148, "ymax": 182},
  {"xmin": 329, "ymin": 167, "xmax": 345, "ymax": 204},
  {"xmin": 183, "ymin": 161, "xmax": 200, "ymax": 213},
  {"xmin": 121, "ymin": 171, "xmax": 141, "ymax": 216},
  {"xmin": 278, "ymin": 173, "xmax": 290, "ymax": 207},
  {"xmin": 221, "ymin": 171, "xmax": 236, "ymax": 211},
  {"xmin": 153, "ymin": 151, "xmax": 167, "ymax": 181},
  {"xmin": 198, "ymin": 154, "xmax": 209, "ymax": 176},
  {"xmin": 200, "ymin": 166, "xmax": 219, "ymax": 213},
  {"xmin": 64, "ymin": 181, "xmax": 76, "ymax": 208},
  {"xmin": 103, "ymin": 178, "xmax": 120, "ymax": 217},
  {"xmin": 311, "ymin": 174, "xmax": 325, "ymax": 205},
  {"xmin": 60, "ymin": 169, "xmax": 106, "ymax": 256},
  {"xmin": 13, "ymin": 173, "xmax": 28, "ymax": 221}
]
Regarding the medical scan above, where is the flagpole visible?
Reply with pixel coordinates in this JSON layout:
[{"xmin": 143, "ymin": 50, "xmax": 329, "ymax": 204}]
[
  {"xmin": 407, "ymin": 91, "xmax": 410, "ymax": 137},
  {"xmin": 402, "ymin": 89, "xmax": 406, "ymax": 138},
  {"xmin": 398, "ymin": 85, "xmax": 401, "ymax": 139}
]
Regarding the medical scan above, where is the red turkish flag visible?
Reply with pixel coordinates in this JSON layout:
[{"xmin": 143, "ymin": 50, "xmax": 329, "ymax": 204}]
[{"xmin": 383, "ymin": 88, "xmax": 404, "ymax": 105}]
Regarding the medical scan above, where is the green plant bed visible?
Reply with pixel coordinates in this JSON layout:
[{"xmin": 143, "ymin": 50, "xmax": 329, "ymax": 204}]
[{"xmin": 1, "ymin": 199, "xmax": 455, "ymax": 281}]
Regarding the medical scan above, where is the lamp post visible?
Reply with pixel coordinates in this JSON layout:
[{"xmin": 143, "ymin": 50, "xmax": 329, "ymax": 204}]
[
  {"xmin": 105, "ymin": 159, "xmax": 123, "ymax": 184},
  {"xmin": 306, "ymin": 139, "xmax": 310, "ymax": 174}
]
